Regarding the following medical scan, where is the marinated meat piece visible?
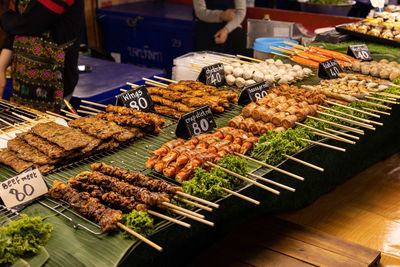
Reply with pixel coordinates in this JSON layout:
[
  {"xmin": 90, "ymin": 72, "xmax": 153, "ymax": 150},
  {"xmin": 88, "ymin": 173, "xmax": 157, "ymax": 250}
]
[
  {"xmin": 228, "ymin": 115, "xmax": 244, "ymax": 128},
  {"xmin": 68, "ymin": 117, "xmax": 124, "ymax": 139},
  {"xmin": 0, "ymin": 149, "xmax": 32, "ymax": 172},
  {"xmin": 242, "ymin": 102, "xmax": 258, "ymax": 117},
  {"xmin": 21, "ymin": 133, "xmax": 69, "ymax": 159},
  {"xmin": 154, "ymin": 105, "xmax": 183, "ymax": 119},
  {"xmin": 31, "ymin": 122, "xmax": 93, "ymax": 151},
  {"xmin": 7, "ymin": 137, "xmax": 57, "ymax": 165}
]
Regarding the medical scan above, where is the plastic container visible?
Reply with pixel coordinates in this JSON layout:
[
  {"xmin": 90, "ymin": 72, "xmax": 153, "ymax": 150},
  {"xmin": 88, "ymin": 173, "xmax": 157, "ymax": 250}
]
[{"xmin": 253, "ymin": 38, "xmax": 299, "ymax": 60}]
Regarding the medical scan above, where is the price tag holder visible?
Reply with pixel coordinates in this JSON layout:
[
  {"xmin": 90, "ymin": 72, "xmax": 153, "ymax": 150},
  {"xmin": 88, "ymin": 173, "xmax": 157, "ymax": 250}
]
[
  {"xmin": 197, "ymin": 63, "xmax": 225, "ymax": 87},
  {"xmin": 175, "ymin": 106, "xmax": 217, "ymax": 139},
  {"xmin": 347, "ymin": 44, "xmax": 373, "ymax": 61},
  {"xmin": 318, "ymin": 59, "xmax": 343, "ymax": 79},
  {"xmin": 115, "ymin": 85, "xmax": 154, "ymax": 112},
  {"xmin": 238, "ymin": 81, "xmax": 270, "ymax": 106},
  {"xmin": 0, "ymin": 166, "xmax": 48, "ymax": 209}
]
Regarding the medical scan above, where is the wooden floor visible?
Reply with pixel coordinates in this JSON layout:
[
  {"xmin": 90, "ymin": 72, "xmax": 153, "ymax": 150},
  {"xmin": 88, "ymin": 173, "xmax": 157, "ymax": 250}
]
[{"xmin": 190, "ymin": 152, "xmax": 400, "ymax": 266}]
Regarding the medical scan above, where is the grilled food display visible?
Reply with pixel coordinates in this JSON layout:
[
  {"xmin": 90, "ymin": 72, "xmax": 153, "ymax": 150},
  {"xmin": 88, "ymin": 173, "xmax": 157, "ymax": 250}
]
[
  {"xmin": 0, "ymin": 105, "xmax": 164, "ymax": 174},
  {"xmin": 302, "ymin": 73, "xmax": 391, "ymax": 102},
  {"xmin": 345, "ymin": 17, "xmax": 400, "ymax": 41},
  {"xmin": 147, "ymin": 80, "xmax": 238, "ymax": 118},
  {"xmin": 228, "ymin": 85, "xmax": 326, "ymax": 135},
  {"xmin": 224, "ymin": 59, "xmax": 313, "ymax": 88},
  {"xmin": 351, "ymin": 59, "xmax": 400, "ymax": 81},
  {"xmin": 145, "ymin": 127, "xmax": 258, "ymax": 182}
]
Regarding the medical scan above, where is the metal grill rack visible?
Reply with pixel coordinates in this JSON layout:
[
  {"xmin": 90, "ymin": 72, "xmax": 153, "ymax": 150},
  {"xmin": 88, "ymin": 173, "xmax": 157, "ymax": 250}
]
[
  {"xmin": 0, "ymin": 205, "xmax": 21, "ymax": 227},
  {"xmin": 0, "ymin": 101, "xmax": 40, "ymax": 130}
]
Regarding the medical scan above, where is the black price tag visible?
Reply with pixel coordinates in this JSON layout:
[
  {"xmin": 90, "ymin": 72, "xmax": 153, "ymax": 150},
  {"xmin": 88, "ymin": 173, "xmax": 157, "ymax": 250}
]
[
  {"xmin": 115, "ymin": 85, "xmax": 154, "ymax": 112},
  {"xmin": 175, "ymin": 106, "xmax": 217, "ymax": 139},
  {"xmin": 238, "ymin": 81, "xmax": 270, "ymax": 106},
  {"xmin": 0, "ymin": 166, "xmax": 48, "ymax": 208},
  {"xmin": 197, "ymin": 63, "xmax": 225, "ymax": 87},
  {"xmin": 318, "ymin": 59, "xmax": 343, "ymax": 79},
  {"xmin": 347, "ymin": 44, "xmax": 373, "ymax": 61}
]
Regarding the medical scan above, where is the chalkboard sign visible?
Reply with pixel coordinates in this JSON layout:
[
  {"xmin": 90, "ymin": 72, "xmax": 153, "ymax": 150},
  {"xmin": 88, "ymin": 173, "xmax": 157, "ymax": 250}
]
[
  {"xmin": 197, "ymin": 63, "xmax": 225, "ymax": 87},
  {"xmin": 238, "ymin": 81, "xmax": 270, "ymax": 106},
  {"xmin": 347, "ymin": 44, "xmax": 373, "ymax": 61},
  {"xmin": 175, "ymin": 106, "xmax": 217, "ymax": 139},
  {"xmin": 318, "ymin": 59, "xmax": 343, "ymax": 79},
  {"xmin": 116, "ymin": 85, "xmax": 154, "ymax": 112},
  {"xmin": 0, "ymin": 166, "xmax": 48, "ymax": 208}
]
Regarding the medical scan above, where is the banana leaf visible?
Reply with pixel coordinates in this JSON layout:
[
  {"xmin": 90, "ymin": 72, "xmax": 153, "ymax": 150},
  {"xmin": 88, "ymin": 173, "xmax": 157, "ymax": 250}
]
[{"xmin": 11, "ymin": 247, "xmax": 50, "ymax": 267}]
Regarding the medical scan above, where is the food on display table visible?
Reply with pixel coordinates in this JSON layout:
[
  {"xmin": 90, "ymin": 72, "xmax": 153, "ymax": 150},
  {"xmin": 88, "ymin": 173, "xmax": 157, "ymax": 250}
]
[
  {"xmin": 351, "ymin": 59, "xmax": 400, "ymax": 81},
  {"xmin": 0, "ymin": 105, "xmax": 164, "ymax": 174},
  {"xmin": 145, "ymin": 127, "xmax": 258, "ymax": 182},
  {"xmin": 346, "ymin": 17, "xmax": 400, "ymax": 41},
  {"xmin": 224, "ymin": 59, "xmax": 313, "ymax": 88},
  {"xmin": 228, "ymin": 85, "xmax": 327, "ymax": 135},
  {"xmin": 147, "ymin": 80, "xmax": 238, "ymax": 118}
]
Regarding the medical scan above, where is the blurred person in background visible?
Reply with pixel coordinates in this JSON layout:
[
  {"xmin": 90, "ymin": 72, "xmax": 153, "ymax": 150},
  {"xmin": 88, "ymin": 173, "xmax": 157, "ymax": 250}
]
[
  {"xmin": 0, "ymin": 0, "xmax": 83, "ymax": 112},
  {"xmin": 193, "ymin": 0, "xmax": 251, "ymax": 56}
]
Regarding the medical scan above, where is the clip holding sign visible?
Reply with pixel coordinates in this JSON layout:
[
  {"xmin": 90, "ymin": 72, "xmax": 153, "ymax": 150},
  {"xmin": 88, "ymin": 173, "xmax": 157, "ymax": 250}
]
[
  {"xmin": 175, "ymin": 106, "xmax": 217, "ymax": 139},
  {"xmin": 115, "ymin": 85, "xmax": 154, "ymax": 112},
  {"xmin": 197, "ymin": 63, "xmax": 225, "ymax": 87},
  {"xmin": 238, "ymin": 81, "xmax": 270, "ymax": 106},
  {"xmin": 347, "ymin": 44, "xmax": 373, "ymax": 61},
  {"xmin": 0, "ymin": 166, "xmax": 48, "ymax": 209},
  {"xmin": 318, "ymin": 58, "xmax": 343, "ymax": 79}
]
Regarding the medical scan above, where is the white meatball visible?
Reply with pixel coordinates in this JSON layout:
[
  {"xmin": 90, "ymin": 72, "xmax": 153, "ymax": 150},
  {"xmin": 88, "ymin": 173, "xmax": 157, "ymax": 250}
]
[
  {"xmin": 288, "ymin": 71, "xmax": 297, "ymax": 78},
  {"xmin": 284, "ymin": 63, "xmax": 293, "ymax": 69},
  {"xmin": 264, "ymin": 74, "xmax": 275, "ymax": 84},
  {"xmin": 252, "ymin": 71, "xmax": 264, "ymax": 82},
  {"xmin": 224, "ymin": 65, "xmax": 234, "ymax": 75},
  {"xmin": 296, "ymin": 70, "xmax": 305, "ymax": 79},
  {"xmin": 275, "ymin": 59, "xmax": 284, "ymax": 66},
  {"xmin": 282, "ymin": 74, "xmax": 294, "ymax": 82},
  {"xmin": 245, "ymin": 79, "xmax": 256, "ymax": 86},
  {"xmin": 303, "ymin": 68, "xmax": 312, "ymax": 75},
  {"xmin": 265, "ymin": 59, "xmax": 275, "ymax": 64},
  {"xmin": 278, "ymin": 65, "xmax": 286, "ymax": 70},
  {"xmin": 293, "ymin": 64, "xmax": 302, "ymax": 71},
  {"xmin": 226, "ymin": 74, "xmax": 236, "ymax": 86},
  {"xmin": 233, "ymin": 67, "xmax": 244, "ymax": 77},
  {"xmin": 243, "ymin": 69, "xmax": 254, "ymax": 80},
  {"xmin": 235, "ymin": 77, "xmax": 246, "ymax": 88},
  {"xmin": 268, "ymin": 64, "xmax": 278, "ymax": 72},
  {"xmin": 232, "ymin": 62, "xmax": 241, "ymax": 68},
  {"xmin": 277, "ymin": 69, "xmax": 286, "ymax": 76},
  {"xmin": 278, "ymin": 77, "xmax": 289, "ymax": 84}
]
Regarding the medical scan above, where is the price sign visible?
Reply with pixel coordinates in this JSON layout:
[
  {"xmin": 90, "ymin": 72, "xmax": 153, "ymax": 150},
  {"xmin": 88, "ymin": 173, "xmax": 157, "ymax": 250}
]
[
  {"xmin": 238, "ymin": 81, "xmax": 270, "ymax": 106},
  {"xmin": 347, "ymin": 44, "xmax": 373, "ymax": 61},
  {"xmin": 197, "ymin": 63, "xmax": 225, "ymax": 87},
  {"xmin": 116, "ymin": 85, "xmax": 154, "ymax": 112},
  {"xmin": 175, "ymin": 106, "xmax": 217, "ymax": 139},
  {"xmin": 318, "ymin": 59, "xmax": 343, "ymax": 79},
  {"xmin": 0, "ymin": 167, "xmax": 48, "ymax": 208}
]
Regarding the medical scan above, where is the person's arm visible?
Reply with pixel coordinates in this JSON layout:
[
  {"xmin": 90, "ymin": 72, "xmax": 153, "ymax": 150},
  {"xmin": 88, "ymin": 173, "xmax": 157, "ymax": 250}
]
[
  {"xmin": 1, "ymin": 0, "xmax": 74, "ymax": 36},
  {"xmin": 225, "ymin": 0, "xmax": 246, "ymax": 33},
  {"xmin": 193, "ymin": 0, "xmax": 224, "ymax": 23},
  {"xmin": 0, "ymin": 48, "xmax": 12, "ymax": 99}
]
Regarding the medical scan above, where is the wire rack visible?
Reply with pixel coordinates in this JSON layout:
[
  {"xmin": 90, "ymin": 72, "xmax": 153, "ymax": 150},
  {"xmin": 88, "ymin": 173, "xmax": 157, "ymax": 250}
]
[
  {"xmin": 0, "ymin": 101, "xmax": 39, "ymax": 130},
  {"xmin": 0, "ymin": 205, "xmax": 21, "ymax": 227}
]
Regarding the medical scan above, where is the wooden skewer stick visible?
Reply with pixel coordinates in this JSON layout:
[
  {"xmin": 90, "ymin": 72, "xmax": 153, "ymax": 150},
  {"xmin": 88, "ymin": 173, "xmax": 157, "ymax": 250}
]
[
  {"xmin": 147, "ymin": 210, "xmax": 191, "ymax": 228},
  {"xmin": 80, "ymin": 100, "xmax": 107, "ymax": 108},
  {"xmin": 388, "ymin": 82, "xmax": 400, "ymax": 88},
  {"xmin": 120, "ymin": 88, "xmax": 128, "ymax": 92},
  {"xmin": 175, "ymin": 191, "xmax": 219, "ymax": 208},
  {"xmin": 271, "ymin": 52, "xmax": 290, "ymax": 58},
  {"xmin": 356, "ymin": 99, "xmax": 392, "ymax": 110},
  {"xmin": 362, "ymin": 107, "xmax": 390, "ymax": 116},
  {"xmin": 61, "ymin": 109, "xmax": 81, "ymax": 118},
  {"xmin": 0, "ymin": 129, "xmax": 13, "ymax": 139},
  {"xmin": 234, "ymin": 153, "xmax": 304, "ymax": 181},
  {"xmin": 324, "ymin": 127, "xmax": 359, "ymax": 140},
  {"xmin": 236, "ymin": 54, "xmax": 263, "ymax": 63},
  {"xmin": 77, "ymin": 109, "xmax": 97, "ymax": 116},
  {"xmin": 126, "ymin": 82, "xmax": 139, "ymax": 87},
  {"xmin": 45, "ymin": 111, "xmax": 72, "ymax": 121},
  {"xmin": 153, "ymin": 76, "xmax": 178, "ymax": 84},
  {"xmin": 222, "ymin": 188, "xmax": 260, "ymax": 205},
  {"xmin": 145, "ymin": 81, "xmax": 168, "ymax": 88},
  {"xmin": 161, "ymin": 202, "xmax": 205, "ymax": 219},
  {"xmin": 283, "ymin": 41, "xmax": 306, "ymax": 50},
  {"xmin": 11, "ymin": 112, "xmax": 39, "ymax": 124},
  {"xmin": 203, "ymin": 57, "xmax": 232, "ymax": 65},
  {"xmin": 221, "ymin": 56, "xmax": 250, "ymax": 64},
  {"xmin": 295, "ymin": 122, "xmax": 356, "ymax": 144},
  {"xmin": 247, "ymin": 173, "xmax": 296, "ymax": 192},
  {"xmin": 365, "ymin": 96, "xmax": 398, "ymax": 105},
  {"xmin": 325, "ymin": 100, "xmax": 380, "ymax": 118},
  {"xmin": 80, "ymin": 105, "xmax": 103, "ymax": 113},
  {"xmin": 307, "ymin": 115, "xmax": 364, "ymax": 135},
  {"xmin": 374, "ymin": 92, "xmax": 400, "ymax": 99},
  {"xmin": 206, "ymin": 161, "xmax": 281, "ymax": 194},
  {"xmin": 270, "ymin": 46, "xmax": 294, "ymax": 55},
  {"xmin": 0, "ymin": 118, "xmax": 28, "ymax": 131},
  {"xmin": 142, "ymin": 77, "xmax": 168, "ymax": 87},
  {"xmin": 301, "ymin": 138, "xmax": 346, "ymax": 152},
  {"xmin": 0, "ymin": 135, "xmax": 10, "ymax": 141},
  {"xmin": 316, "ymin": 111, "xmax": 375, "ymax": 130},
  {"xmin": 174, "ymin": 196, "xmax": 213, "ymax": 212},
  {"xmin": 318, "ymin": 105, "xmax": 383, "ymax": 126},
  {"xmin": 117, "ymin": 222, "xmax": 162, "ymax": 251},
  {"xmin": 164, "ymin": 207, "xmax": 214, "ymax": 226},
  {"xmin": 284, "ymin": 154, "xmax": 324, "ymax": 172}
]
